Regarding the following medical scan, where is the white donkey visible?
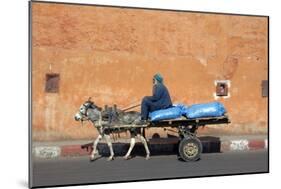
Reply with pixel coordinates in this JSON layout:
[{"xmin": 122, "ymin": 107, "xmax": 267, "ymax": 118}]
[{"xmin": 74, "ymin": 99, "xmax": 150, "ymax": 161}]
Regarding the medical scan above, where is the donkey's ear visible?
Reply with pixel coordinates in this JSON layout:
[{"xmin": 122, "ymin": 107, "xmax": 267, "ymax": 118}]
[
  {"xmin": 86, "ymin": 97, "xmax": 94, "ymax": 105},
  {"xmin": 87, "ymin": 97, "xmax": 94, "ymax": 104}
]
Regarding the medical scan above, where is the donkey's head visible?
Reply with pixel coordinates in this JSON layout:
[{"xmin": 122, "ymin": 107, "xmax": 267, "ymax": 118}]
[{"xmin": 74, "ymin": 98, "xmax": 102, "ymax": 124}]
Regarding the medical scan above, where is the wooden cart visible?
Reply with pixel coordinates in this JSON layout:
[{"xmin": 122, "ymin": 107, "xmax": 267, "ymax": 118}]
[{"xmin": 101, "ymin": 115, "xmax": 230, "ymax": 161}]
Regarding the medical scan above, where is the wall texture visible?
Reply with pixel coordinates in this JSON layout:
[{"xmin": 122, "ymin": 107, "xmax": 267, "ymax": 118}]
[{"xmin": 32, "ymin": 2, "xmax": 268, "ymax": 141}]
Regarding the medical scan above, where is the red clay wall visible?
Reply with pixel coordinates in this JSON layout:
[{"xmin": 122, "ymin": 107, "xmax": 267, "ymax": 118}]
[{"xmin": 31, "ymin": 2, "xmax": 268, "ymax": 141}]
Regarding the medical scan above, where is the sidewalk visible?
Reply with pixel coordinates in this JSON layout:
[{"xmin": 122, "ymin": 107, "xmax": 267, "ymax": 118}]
[{"xmin": 32, "ymin": 135, "xmax": 268, "ymax": 159}]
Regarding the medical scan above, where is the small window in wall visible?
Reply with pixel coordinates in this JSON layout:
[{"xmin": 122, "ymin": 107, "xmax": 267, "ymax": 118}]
[
  {"xmin": 262, "ymin": 80, "xmax": 268, "ymax": 97},
  {"xmin": 45, "ymin": 73, "xmax": 60, "ymax": 93},
  {"xmin": 216, "ymin": 81, "xmax": 229, "ymax": 97}
]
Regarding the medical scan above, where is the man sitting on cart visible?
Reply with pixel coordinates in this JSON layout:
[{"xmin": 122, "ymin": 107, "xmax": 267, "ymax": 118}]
[{"xmin": 136, "ymin": 73, "xmax": 173, "ymax": 125}]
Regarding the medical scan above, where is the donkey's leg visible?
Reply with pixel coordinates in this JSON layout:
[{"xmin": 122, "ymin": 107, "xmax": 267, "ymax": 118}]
[
  {"xmin": 104, "ymin": 134, "xmax": 115, "ymax": 161},
  {"xmin": 90, "ymin": 134, "xmax": 102, "ymax": 161},
  {"xmin": 137, "ymin": 134, "xmax": 150, "ymax": 160},
  {"xmin": 124, "ymin": 137, "xmax": 135, "ymax": 160}
]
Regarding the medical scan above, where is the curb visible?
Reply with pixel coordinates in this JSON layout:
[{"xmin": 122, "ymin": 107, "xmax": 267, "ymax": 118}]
[
  {"xmin": 221, "ymin": 139, "xmax": 268, "ymax": 152},
  {"xmin": 32, "ymin": 137, "xmax": 268, "ymax": 159}
]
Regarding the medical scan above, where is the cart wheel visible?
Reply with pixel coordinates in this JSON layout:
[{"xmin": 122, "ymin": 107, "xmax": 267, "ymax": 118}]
[{"xmin": 178, "ymin": 137, "xmax": 202, "ymax": 162}]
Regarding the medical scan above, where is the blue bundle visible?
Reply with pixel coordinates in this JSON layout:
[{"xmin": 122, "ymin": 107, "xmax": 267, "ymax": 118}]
[
  {"xmin": 149, "ymin": 106, "xmax": 182, "ymax": 121},
  {"xmin": 148, "ymin": 102, "xmax": 226, "ymax": 121},
  {"xmin": 184, "ymin": 102, "xmax": 226, "ymax": 119}
]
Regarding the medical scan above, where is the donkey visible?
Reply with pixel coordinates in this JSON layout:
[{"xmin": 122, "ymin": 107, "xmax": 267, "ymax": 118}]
[{"xmin": 74, "ymin": 99, "xmax": 150, "ymax": 161}]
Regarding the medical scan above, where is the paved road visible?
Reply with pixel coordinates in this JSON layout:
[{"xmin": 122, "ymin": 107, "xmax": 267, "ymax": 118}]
[{"xmin": 31, "ymin": 150, "xmax": 268, "ymax": 188}]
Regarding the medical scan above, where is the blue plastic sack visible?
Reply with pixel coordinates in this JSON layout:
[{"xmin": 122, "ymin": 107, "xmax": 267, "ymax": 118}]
[
  {"xmin": 184, "ymin": 102, "xmax": 226, "ymax": 119},
  {"xmin": 173, "ymin": 103, "xmax": 189, "ymax": 115},
  {"xmin": 149, "ymin": 106, "xmax": 182, "ymax": 121}
]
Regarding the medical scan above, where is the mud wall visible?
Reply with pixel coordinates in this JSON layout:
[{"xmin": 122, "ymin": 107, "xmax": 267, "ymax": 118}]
[{"xmin": 31, "ymin": 2, "xmax": 268, "ymax": 141}]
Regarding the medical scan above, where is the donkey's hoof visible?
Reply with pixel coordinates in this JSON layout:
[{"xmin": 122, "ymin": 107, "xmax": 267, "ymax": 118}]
[
  {"xmin": 90, "ymin": 156, "xmax": 95, "ymax": 161},
  {"xmin": 123, "ymin": 155, "xmax": 132, "ymax": 160},
  {"xmin": 107, "ymin": 156, "xmax": 114, "ymax": 161}
]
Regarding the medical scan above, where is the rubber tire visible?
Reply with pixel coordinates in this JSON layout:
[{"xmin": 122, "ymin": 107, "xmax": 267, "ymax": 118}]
[{"xmin": 178, "ymin": 137, "xmax": 202, "ymax": 162}]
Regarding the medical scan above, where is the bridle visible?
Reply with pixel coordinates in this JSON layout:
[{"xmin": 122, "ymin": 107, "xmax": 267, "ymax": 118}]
[
  {"xmin": 79, "ymin": 102, "xmax": 93, "ymax": 123},
  {"xmin": 79, "ymin": 101, "xmax": 102, "ymax": 122},
  {"xmin": 76, "ymin": 98, "xmax": 103, "ymax": 128}
]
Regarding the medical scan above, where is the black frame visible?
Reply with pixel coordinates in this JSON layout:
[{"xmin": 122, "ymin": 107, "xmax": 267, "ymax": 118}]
[{"xmin": 28, "ymin": 1, "xmax": 270, "ymax": 188}]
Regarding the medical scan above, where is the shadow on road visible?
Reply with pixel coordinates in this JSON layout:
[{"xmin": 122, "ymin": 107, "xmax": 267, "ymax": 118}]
[{"xmin": 81, "ymin": 136, "xmax": 221, "ymax": 157}]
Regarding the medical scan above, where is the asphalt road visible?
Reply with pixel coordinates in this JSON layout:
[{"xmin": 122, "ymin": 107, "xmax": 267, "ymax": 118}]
[{"xmin": 31, "ymin": 150, "xmax": 268, "ymax": 188}]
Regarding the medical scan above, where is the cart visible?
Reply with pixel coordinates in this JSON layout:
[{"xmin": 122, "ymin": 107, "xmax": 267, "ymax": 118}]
[{"xmin": 100, "ymin": 115, "xmax": 230, "ymax": 162}]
